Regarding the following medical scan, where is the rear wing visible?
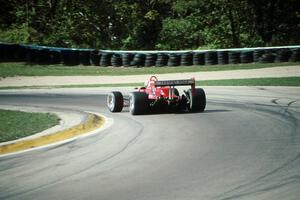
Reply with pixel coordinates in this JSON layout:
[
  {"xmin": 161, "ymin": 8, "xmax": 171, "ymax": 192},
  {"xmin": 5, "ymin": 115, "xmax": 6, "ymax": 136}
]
[{"xmin": 155, "ymin": 78, "xmax": 195, "ymax": 87}]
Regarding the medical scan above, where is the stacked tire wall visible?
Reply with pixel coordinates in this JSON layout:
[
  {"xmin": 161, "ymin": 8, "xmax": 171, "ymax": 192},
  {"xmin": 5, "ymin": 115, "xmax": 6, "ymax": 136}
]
[{"xmin": 1, "ymin": 42, "xmax": 300, "ymax": 67}]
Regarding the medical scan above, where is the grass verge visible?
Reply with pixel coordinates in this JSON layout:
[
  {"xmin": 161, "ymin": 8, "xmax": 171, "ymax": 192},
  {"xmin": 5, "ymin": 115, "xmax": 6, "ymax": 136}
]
[
  {"xmin": 0, "ymin": 62, "xmax": 299, "ymax": 77},
  {"xmin": 0, "ymin": 109, "xmax": 60, "ymax": 142},
  {"xmin": 0, "ymin": 77, "xmax": 299, "ymax": 90},
  {"xmin": 0, "ymin": 114, "xmax": 104, "ymax": 155},
  {"xmin": 196, "ymin": 77, "xmax": 300, "ymax": 86}
]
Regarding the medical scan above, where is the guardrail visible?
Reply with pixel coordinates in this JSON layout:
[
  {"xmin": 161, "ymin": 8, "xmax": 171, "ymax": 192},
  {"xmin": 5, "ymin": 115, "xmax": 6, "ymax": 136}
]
[{"xmin": 1, "ymin": 42, "xmax": 299, "ymax": 67}]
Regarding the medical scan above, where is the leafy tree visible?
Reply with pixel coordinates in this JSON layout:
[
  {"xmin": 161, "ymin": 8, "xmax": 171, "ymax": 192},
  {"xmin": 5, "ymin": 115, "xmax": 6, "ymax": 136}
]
[{"xmin": 0, "ymin": 0, "xmax": 299, "ymax": 49}]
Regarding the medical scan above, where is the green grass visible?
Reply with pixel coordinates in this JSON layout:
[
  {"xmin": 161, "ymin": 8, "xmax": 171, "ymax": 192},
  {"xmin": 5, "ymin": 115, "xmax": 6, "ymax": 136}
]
[
  {"xmin": 196, "ymin": 77, "xmax": 300, "ymax": 86},
  {"xmin": 0, "ymin": 77, "xmax": 299, "ymax": 89},
  {"xmin": 0, "ymin": 62, "xmax": 299, "ymax": 77},
  {"xmin": 0, "ymin": 109, "xmax": 60, "ymax": 142}
]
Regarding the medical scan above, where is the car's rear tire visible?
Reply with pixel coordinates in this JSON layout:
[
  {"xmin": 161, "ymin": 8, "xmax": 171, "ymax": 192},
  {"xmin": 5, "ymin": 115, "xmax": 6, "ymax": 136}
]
[
  {"xmin": 107, "ymin": 91, "xmax": 123, "ymax": 112},
  {"xmin": 187, "ymin": 88, "xmax": 206, "ymax": 112},
  {"xmin": 129, "ymin": 92, "xmax": 149, "ymax": 115}
]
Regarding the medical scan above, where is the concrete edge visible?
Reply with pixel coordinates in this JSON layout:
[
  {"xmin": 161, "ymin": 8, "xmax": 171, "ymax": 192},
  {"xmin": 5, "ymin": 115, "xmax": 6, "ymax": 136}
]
[{"xmin": 0, "ymin": 111, "xmax": 112, "ymax": 157}]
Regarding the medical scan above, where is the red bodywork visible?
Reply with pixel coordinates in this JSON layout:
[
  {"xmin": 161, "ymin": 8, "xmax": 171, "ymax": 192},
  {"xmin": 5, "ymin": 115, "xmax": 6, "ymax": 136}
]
[{"xmin": 138, "ymin": 76, "xmax": 195, "ymax": 101}]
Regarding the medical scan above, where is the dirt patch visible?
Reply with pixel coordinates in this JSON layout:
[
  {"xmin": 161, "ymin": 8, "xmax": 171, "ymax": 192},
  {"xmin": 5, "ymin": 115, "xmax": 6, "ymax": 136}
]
[{"xmin": 0, "ymin": 66, "xmax": 299, "ymax": 87}]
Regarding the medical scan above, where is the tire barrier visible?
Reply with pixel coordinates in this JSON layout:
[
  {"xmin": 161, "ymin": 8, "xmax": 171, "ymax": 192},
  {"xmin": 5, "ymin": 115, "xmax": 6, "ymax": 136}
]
[
  {"xmin": 275, "ymin": 49, "xmax": 291, "ymax": 62},
  {"xmin": 111, "ymin": 54, "xmax": 122, "ymax": 67},
  {"xmin": 259, "ymin": 53, "xmax": 276, "ymax": 63},
  {"xmin": 205, "ymin": 51, "xmax": 218, "ymax": 65},
  {"xmin": 145, "ymin": 53, "xmax": 157, "ymax": 67},
  {"xmin": 168, "ymin": 54, "xmax": 181, "ymax": 66},
  {"xmin": 180, "ymin": 52, "xmax": 193, "ymax": 66},
  {"xmin": 240, "ymin": 51, "xmax": 253, "ymax": 63},
  {"xmin": 131, "ymin": 53, "xmax": 145, "ymax": 67},
  {"xmin": 90, "ymin": 50, "xmax": 100, "ymax": 66},
  {"xmin": 253, "ymin": 49, "xmax": 265, "ymax": 62},
  {"xmin": 26, "ymin": 48, "xmax": 38, "ymax": 64},
  {"xmin": 217, "ymin": 51, "xmax": 228, "ymax": 65},
  {"xmin": 1, "ymin": 43, "xmax": 30, "ymax": 62},
  {"xmin": 79, "ymin": 50, "xmax": 90, "ymax": 65},
  {"xmin": 37, "ymin": 49, "xmax": 51, "ymax": 65},
  {"xmin": 228, "ymin": 51, "xmax": 240, "ymax": 64},
  {"xmin": 1, "ymin": 43, "xmax": 299, "ymax": 67},
  {"xmin": 14, "ymin": 45, "xmax": 27, "ymax": 62},
  {"xmin": 61, "ymin": 49, "xmax": 79, "ymax": 66},
  {"xmin": 193, "ymin": 52, "xmax": 205, "ymax": 65},
  {"xmin": 33, "ymin": 48, "xmax": 61, "ymax": 65},
  {"xmin": 100, "ymin": 53, "xmax": 112, "ymax": 66},
  {"xmin": 290, "ymin": 48, "xmax": 300, "ymax": 62},
  {"xmin": 155, "ymin": 53, "xmax": 168, "ymax": 67},
  {"xmin": 26, "ymin": 48, "xmax": 50, "ymax": 64},
  {"xmin": 49, "ymin": 50, "xmax": 61, "ymax": 64},
  {"xmin": 122, "ymin": 53, "xmax": 133, "ymax": 67},
  {"xmin": 0, "ymin": 43, "xmax": 16, "ymax": 62}
]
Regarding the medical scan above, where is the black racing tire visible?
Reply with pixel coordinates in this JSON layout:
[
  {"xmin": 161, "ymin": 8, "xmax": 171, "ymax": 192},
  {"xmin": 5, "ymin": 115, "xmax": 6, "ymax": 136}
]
[
  {"xmin": 107, "ymin": 91, "xmax": 123, "ymax": 112},
  {"xmin": 187, "ymin": 88, "xmax": 206, "ymax": 112},
  {"xmin": 129, "ymin": 92, "xmax": 149, "ymax": 115}
]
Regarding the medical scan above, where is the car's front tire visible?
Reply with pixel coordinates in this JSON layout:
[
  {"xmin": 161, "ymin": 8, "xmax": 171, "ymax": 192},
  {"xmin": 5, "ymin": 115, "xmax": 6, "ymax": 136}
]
[{"xmin": 107, "ymin": 91, "xmax": 123, "ymax": 112}]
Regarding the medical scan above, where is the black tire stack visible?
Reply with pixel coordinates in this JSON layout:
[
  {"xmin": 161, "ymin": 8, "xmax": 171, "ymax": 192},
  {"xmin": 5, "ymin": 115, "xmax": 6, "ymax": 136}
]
[
  {"xmin": 60, "ymin": 49, "xmax": 69, "ymax": 65},
  {"xmin": 180, "ymin": 52, "xmax": 193, "ymax": 66},
  {"xmin": 122, "ymin": 53, "xmax": 133, "ymax": 67},
  {"xmin": 145, "ymin": 53, "xmax": 157, "ymax": 67},
  {"xmin": 26, "ymin": 48, "xmax": 37, "ymax": 64},
  {"xmin": 100, "ymin": 53, "xmax": 112, "ymax": 66},
  {"xmin": 61, "ymin": 49, "xmax": 80, "ymax": 66},
  {"xmin": 14, "ymin": 45, "xmax": 27, "ymax": 62},
  {"xmin": 253, "ymin": 49, "xmax": 265, "ymax": 62},
  {"xmin": 0, "ymin": 43, "xmax": 18, "ymax": 62},
  {"xmin": 2, "ymin": 42, "xmax": 300, "ymax": 68},
  {"xmin": 79, "ymin": 50, "xmax": 90, "ymax": 65},
  {"xmin": 193, "ymin": 52, "xmax": 205, "ymax": 65},
  {"xmin": 49, "ymin": 50, "xmax": 61, "ymax": 64},
  {"xmin": 131, "ymin": 53, "xmax": 145, "ymax": 67},
  {"xmin": 290, "ymin": 48, "xmax": 300, "ymax": 62},
  {"xmin": 228, "ymin": 51, "xmax": 240, "ymax": 64},
  {"xmin": 111, "ymin": 54, "xmax": 122, "ymax": 67},
  {"xmin": 31, "ymin": 49, "xmax": 41, "ymax": 64},
  {"xmin": 205, "ymin": 51, "xmax": 218, "ymax": 65},
  {"xmin": 168, "ymin": 54, "xmax": 181, "ymax": 66},
  {"xmin": 37, "ymin": 49, "xmax": 52, "ymax": 65},
  {"xmin": 240, "ymin": 51, "xmax": 253, "ymax": 63},
  {"xmin": 155, "ymin": 53, "xmax": 168, "ymax": 67},
  {"xmin": 275, "ymin": 49, "xmax": 291, "ymax": 62},
  {"xmin": 259, "ymin": 53, "xmax": 276, "ymax": 63},
  {"xmin": 217, "ymin": 51, "xmax": 228, "ymax": 65},
  {"xmin": 90, "ymin": 50, "xmax": 100, "ymax": 66}
]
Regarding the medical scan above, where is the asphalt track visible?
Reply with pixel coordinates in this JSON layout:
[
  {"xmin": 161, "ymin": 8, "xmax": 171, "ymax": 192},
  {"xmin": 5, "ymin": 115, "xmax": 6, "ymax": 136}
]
[{"xmin": 0, "ymin": 87, "xmax": 299, "ymax": 200}]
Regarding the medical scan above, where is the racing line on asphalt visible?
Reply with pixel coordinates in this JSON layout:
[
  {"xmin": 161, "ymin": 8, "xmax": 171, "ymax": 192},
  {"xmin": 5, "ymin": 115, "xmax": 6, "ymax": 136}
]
[{"xmin": 0, "ymin": 87, "xmax": 299, "ymax": 200}]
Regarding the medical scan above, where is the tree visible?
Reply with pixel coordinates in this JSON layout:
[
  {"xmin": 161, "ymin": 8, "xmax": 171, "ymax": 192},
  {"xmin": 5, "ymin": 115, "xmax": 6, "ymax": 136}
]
[
  {"xmin": 0, "ymin": 0, "xmax": 299, "ymax": 49},
  {"xmin": 249, "ymin": 0, "xmax": 300, "ymax": 46}
]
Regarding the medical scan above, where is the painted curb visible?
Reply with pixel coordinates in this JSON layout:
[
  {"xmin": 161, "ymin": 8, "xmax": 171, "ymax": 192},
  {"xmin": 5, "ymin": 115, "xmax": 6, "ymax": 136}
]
[{"xmin": 0, "ymin": 113, "xmax": 105, "ymax": 155}]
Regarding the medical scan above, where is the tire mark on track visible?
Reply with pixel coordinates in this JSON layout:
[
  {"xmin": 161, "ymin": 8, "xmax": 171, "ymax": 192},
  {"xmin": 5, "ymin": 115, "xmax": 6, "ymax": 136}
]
[
  {"xmin": 0, "ymin": 115, "xmax": 145, "ymax": 200},
  {"xmin": 213, "ymin": 99, "xmax": 300, "ymax": 200}
]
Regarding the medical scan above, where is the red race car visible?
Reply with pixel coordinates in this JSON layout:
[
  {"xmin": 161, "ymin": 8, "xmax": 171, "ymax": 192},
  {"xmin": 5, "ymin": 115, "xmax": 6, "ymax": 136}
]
[{"xmin": 107, "ymin": 76, "xmax": 206, "ymax": 115}]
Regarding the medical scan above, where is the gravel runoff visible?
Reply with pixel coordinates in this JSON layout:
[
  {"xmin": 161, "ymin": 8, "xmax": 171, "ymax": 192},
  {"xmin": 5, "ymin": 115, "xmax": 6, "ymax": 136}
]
[{"xmin": 0, "ymin": 66, "xmax": 299, "ymax": 87}]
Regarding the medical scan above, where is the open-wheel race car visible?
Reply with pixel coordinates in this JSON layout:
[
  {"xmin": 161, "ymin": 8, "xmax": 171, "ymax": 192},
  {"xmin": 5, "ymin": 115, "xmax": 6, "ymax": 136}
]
[{"xmin": 107, "ymin": 76, "xmax": 206, "ymax": 115}]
